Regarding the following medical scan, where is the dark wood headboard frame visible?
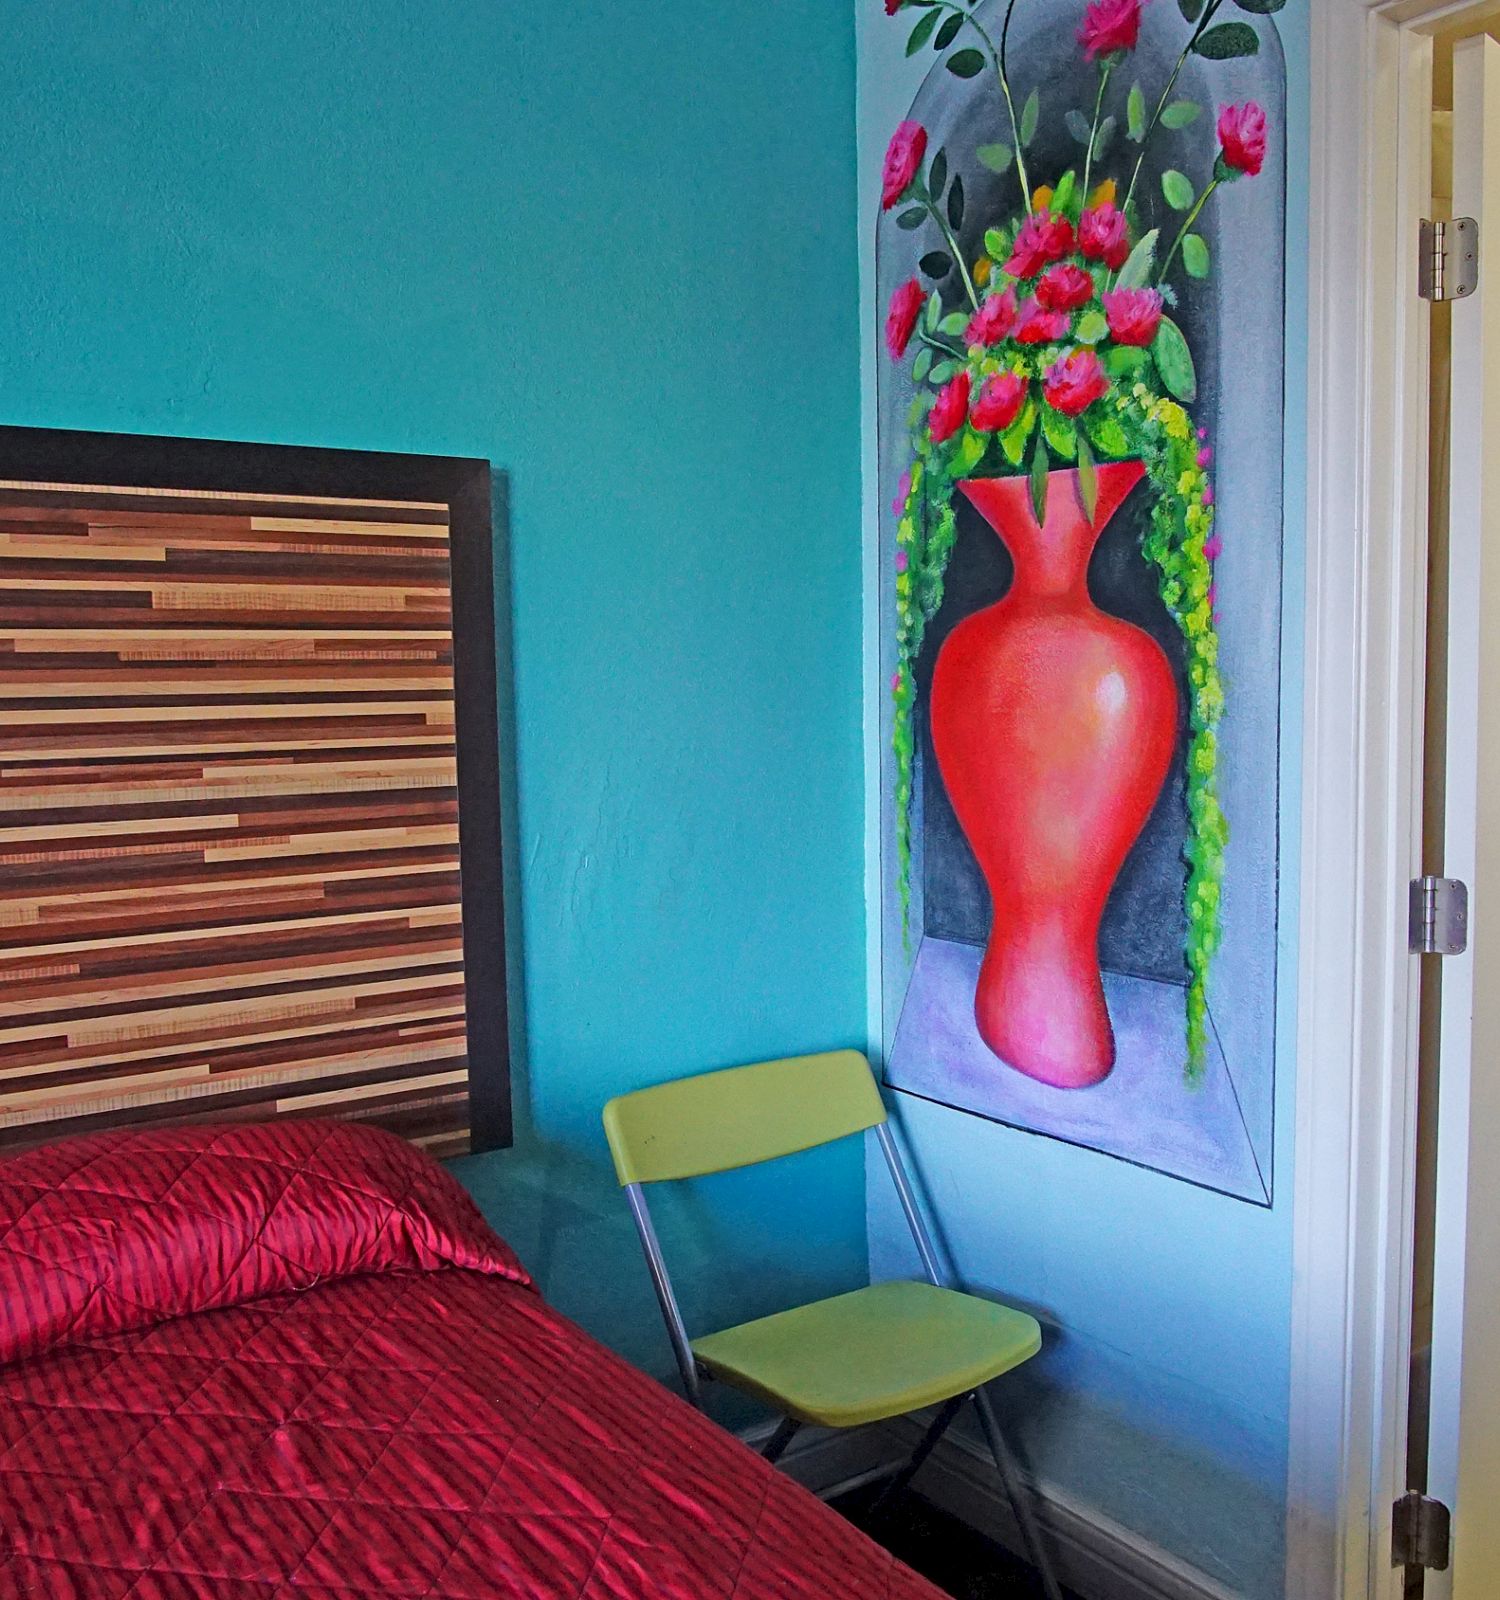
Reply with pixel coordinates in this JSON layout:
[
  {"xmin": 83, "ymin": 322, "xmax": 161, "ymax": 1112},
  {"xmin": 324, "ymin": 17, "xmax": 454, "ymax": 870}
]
[{"xmin": 0, "ymin": 424, "xmax": 512, "ymax": 1153}]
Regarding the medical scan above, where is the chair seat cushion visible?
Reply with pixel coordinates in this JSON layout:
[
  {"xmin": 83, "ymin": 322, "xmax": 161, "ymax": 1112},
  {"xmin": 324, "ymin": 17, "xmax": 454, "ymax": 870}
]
[{"xmin": 690, "ymin": 1280, "xmax": 1042, "ymax": 1428}]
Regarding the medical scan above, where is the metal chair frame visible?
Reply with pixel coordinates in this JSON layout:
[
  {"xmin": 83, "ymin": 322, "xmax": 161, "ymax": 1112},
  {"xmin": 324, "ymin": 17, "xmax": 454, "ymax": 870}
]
[{"xmin": 620, "ymin": 1119, "xmax": 1064, "ymax": 1600}]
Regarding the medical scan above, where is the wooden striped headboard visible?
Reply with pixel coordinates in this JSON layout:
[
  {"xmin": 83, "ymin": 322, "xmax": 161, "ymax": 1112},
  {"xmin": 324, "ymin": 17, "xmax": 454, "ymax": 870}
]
[{"xmin": 0, "ymin": 429, "xmax": 510, "ymax": 1158}]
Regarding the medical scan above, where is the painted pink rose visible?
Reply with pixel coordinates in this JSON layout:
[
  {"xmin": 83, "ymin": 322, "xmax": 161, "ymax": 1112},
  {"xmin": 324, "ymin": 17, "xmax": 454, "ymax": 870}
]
[
  {"xmin": 966, "ymin": 288, "xmax": 1019, "ymax": 346},
  {"xmin": 970, "ymin": 371, "xmax": 1028, "ymax": 433},
  {"xmin": 1203, "ymin": 533, "xmax": 1223, "ymax": 561},
  {"xmin": 1077, "ymin": 0, "xmax": 1143, "ymax": 60},
  {"xmin": 1036, "ymin": 263, "xmax": 1095, "ymax": 313},
  {"xmin": 1101, "ymin": 286, "xmax": 1163, "ymax": 346},
  {"xmin": 882, "ymin": 121, "xmax": 928, "ymax": 211},
  {"xmin": 1013, "ymin": 298, "xmax": 1070, "ymax": 345},
  {"xmin": 1078, "ymin": 203, "xmax": 1130, "ymax": 270},
  {"xmin": 892, "ymin": 466, "xmax": 912, "ymax": 516},
  {"xmin": 1043, "ymin": 349, "xmax": 1110, "ymax": 416},
  {"xmin": 895, "ymin": 546, "xmax": 910, "ymax": 571},
  {"xmin": 929, "ymin": 371, "xmax": 972, "ymax": 443},
  {"xmin": 1004, "ymin": 211, "xmax": 1076, "ymax": 280},
  {"xmin": 1217, "ymin": 102, "xmax": 1267, "ymax": 178},
  {"xmin": 886, "ymin": 278, "xmax": 925, "ymax": 359}
]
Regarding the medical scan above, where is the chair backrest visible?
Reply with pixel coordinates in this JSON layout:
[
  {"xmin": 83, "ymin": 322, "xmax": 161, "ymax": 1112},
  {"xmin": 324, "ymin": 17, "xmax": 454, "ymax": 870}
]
[{"xmin": 602, "ymin": 1048, "xmax": 888, "ymax": 1185}]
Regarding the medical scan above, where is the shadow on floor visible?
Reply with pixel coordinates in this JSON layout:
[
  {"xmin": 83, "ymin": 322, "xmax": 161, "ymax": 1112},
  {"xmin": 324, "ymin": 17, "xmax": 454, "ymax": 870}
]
[{"xmin": 831, "ymin": 1483, "xmax": 1087, "ymax": 1600}]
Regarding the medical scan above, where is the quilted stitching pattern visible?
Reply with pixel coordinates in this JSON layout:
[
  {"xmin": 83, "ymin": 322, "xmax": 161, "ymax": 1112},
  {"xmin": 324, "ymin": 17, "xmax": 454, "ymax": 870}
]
[
  {"xmin": 0, "ymin": 1124, "xmax": 942, "ymax": 1598},
  {"xmin": 0, "ymin": 1120, "xmax": 529, "ymax": 1367},
  {"xmin": 0, "ymin": 1267, "xmax": 943, "ymax": 1596}
]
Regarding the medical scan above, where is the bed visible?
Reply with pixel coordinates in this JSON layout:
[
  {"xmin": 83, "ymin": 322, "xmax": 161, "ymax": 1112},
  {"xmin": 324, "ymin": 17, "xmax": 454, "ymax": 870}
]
[{"xmin": 0, "ymin": 1119, "xmax": 943, "ymax": 1599}]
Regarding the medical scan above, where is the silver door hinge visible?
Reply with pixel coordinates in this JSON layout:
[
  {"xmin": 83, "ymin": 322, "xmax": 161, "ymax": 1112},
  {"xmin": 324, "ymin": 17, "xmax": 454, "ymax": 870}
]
[
  {"xmin": 1419, "ymin": 217, "xmax": 1479, "ymax": 301},
  {"xmin": 1392, "ymin": 1491, "xmax": 1451, "ymax": 1570},
  {"xmin": 1409, "ymin": 876, "xmax": 1469, "ymax": 955}
]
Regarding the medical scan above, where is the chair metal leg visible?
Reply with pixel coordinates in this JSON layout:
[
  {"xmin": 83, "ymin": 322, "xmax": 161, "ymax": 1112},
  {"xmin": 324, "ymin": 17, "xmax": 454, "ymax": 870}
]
[
  {"xmin": 866, "ymin": 1391, "xmax": 969, "ymax": 1520},
  {"xmin": 762, "ymin": 1416, "xmax": 802, "ymax": 1465},
  {"xmin": 972, "ymin": 1387, "xmax": 1064, "ymax": 1600}
]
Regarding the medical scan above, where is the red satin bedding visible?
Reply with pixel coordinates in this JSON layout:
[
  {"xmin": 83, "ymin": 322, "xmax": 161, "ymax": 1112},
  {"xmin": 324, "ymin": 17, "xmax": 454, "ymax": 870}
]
[{"xmin": 0, "ymin": 1121, "xmax": 942, "ymax": 1599}]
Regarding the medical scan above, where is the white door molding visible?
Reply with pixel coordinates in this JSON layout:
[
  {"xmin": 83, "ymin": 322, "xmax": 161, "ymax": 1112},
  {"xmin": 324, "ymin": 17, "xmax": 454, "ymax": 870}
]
[{"xmin": 1288, "ymin": 2, "xmax": 1489, "ymax": 1595}]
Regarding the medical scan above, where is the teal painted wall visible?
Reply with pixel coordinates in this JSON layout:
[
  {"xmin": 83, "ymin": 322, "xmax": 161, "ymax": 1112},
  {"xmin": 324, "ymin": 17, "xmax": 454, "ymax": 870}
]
[
  {"xmin": 856, "ymin": 8, "xmax": 1309, "ymax": 1599},
  {"xmin": 0, "ymin": 1, "xmax": 868, "ymax": 1394}
]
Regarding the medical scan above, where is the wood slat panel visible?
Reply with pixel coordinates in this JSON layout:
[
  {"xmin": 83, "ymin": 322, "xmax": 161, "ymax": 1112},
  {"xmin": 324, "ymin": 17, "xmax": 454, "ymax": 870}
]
[{"xmin": 0, "ymin": 482, "xmax": 476, "ymax": 1150}]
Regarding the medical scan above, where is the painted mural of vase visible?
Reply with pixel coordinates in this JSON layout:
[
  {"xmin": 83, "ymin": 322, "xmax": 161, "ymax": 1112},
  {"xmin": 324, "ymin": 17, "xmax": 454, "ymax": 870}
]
[{"xmin": 930, "ymin": 460, "xmax": 1178, "ymax": 1089}]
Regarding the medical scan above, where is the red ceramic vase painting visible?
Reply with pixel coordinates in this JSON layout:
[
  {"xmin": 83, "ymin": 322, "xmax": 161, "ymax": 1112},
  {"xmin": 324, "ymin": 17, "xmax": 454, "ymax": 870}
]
[{"xmin": 930, "ymin": 461, "xmax": 1178, "ymax": 1088}]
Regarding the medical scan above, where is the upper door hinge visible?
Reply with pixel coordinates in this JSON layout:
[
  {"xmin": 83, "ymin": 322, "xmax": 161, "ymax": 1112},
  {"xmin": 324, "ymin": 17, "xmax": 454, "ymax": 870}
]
[
  {"xmin": 1419, "ymin": 216, "xmax": 1479, "ymax": 301},
  {"xmin": 1393, "ymin": 1491, "xmax": 1452, "ymax": 1570},
  {"xmin": 1409, "ymin": 876, "xmax": 1469, "ymax": 955}
]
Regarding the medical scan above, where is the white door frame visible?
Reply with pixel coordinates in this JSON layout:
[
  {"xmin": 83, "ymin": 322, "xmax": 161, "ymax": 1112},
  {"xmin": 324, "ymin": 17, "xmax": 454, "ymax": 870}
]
[{"xmin": 1291, "ymin": 2, "xmax": 1490, "ymax": 1595}]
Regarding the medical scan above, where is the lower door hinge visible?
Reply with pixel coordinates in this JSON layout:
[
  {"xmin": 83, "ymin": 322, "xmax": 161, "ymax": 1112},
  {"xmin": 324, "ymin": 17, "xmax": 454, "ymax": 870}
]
[
  {"xmin": 1409, "ymin": 876, "xmax": 1469, "ymax": 955},
  {"xmin": 1419, "ymin": 216, "xmax": 1480, "ymax": 302},
  {"xmin": 1393, "ymin": 1492, "xmax": 1452, "ymax": 1571}
]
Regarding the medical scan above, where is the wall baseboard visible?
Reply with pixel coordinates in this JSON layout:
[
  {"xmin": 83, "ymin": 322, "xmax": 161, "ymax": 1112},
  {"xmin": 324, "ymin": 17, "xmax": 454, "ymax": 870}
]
[
  {"xmin": 738, "ymin": 1415, "xmax": 897, "ymax": 1500},
  {"xmin": 739, "ymin": 1415, "xmax": 1241, "ymax": 1600}
]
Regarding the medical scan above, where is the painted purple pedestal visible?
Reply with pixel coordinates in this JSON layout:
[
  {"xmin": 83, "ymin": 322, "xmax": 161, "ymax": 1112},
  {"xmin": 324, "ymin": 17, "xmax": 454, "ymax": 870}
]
[{"xmin": 886, "ymin": 936, "xmax": 1267, "ymax": 1204}]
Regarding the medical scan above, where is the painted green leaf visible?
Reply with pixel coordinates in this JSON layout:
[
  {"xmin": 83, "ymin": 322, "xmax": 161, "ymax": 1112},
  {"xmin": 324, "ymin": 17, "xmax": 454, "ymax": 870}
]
[
  {"xmin": 947, "ymin": 174, "xmax": 965, "ymax": 232},
  {"xmin": 1182, "ymin": 233, "xmax": 1211, "ymax": 278},
  {"xmin": 953, "ymin": 427, "xmax": 987, "ymax": 476},
  {"xmin": 1029, "ymin": 432, "xmax": 1050, "ymax": 524},
  {"xmin": 1065, "ymin": 108, "xmax": 1092, "ymax": 147},
  {"xmin": 912, "ymin": 347, "xmax": 933, "ymax": 383},
  {"xmin": 1161, "ymin": 99, "xmax": 1202, "ymax": 130},
  {"xmin": 906, "ymin": 9, "xmax": 941, "ymax": 54},
  {"xmin": 1115, "ymin": 227, "xmax": 1158, "ymax": 289},
  {"xmin": 1020, "ymin": 88, "xmax": 1040, "ymax": 148},
  {"xmin": 1193, "ymin": 21, "xmax": 1260, "ymax": 58},
  {"xmin": 896, "ymin": 207, "xmax": 926, "ymax": 231},
  {"xmin": 1087, "ymin": 414, "xmax": 1131, "ymax": 457},
  {"xmin": 1074, "ymin": 310, "xmax": 1109, "ymax": 345},
  {"xmin": 1161, "ymin": 170, "xmax": 1195, "ymax": 211},
  {"xmin": 930, "ymin": 359, "xmax": 960, "ymax": 383},
  {"xmin": 1051, "ymin": 169, "xmax": 1077, "ymax": 216},
  {"xmin": 1152, "ymin": 315, "xmax": 1197, "ymax": 401},
  {"xmin": 1077, "ymin": 433, "xmax": 1098, "ymax": 523},
  {"xmin": 1093, "ymin": 114, "xmax": 1116, "ymax": 161},
  {"xmin": 937, "ymin": 312, "xmax": 969, "ymax": 336},
  {"xmin": 946, "ymin": 48, "xmax": 986, "ymax": 78},
  {"xmin": 1127, "ymin": 83, "xmax": 1146, "ymax": 143},
  {"xmin": 1176, "ymin": 0, "xmax": 1205, "ymax": 18},
  {"xmin": 925, "ymin": 290, "xmax": 942, "ymax": 329},
  {"xmin": 919, "ymin": 250, "xmax": 952, "ymax": 280},
  {"xmin": 934, "ymin": 11, "xmax": 964, "ymax": 49},
  {"xmin": 1000, "ymin": 400, "xmax": 1037, "ymax": 467},
  {"xmin": 1041, "ymin": 407, "xmax": 1078, "ymax": 461},
  {"xmin": 984, "ymin": 227, "xmax": 1008, "ymax": 260},
  {"xmin": 977, "ymin": 142, "xmax": 1013, "ymax": 174},
  {"xmin": 1103, "ymin": 346, "xmax": 1149, "ymax": 379},
  {"xmin": 1233, "ymin": 0, "xmax": 1285, "ymax": 12},
  {"xmin": 928, "ymin": 148, "xmax": 948, "ymax": 199}
]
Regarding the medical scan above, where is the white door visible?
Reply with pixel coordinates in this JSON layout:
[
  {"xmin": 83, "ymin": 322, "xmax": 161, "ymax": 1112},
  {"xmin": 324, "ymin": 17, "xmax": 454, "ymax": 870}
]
[{"xmin": 1426, "ymin": 31, "xmax": 1500, "ymax": 1599}]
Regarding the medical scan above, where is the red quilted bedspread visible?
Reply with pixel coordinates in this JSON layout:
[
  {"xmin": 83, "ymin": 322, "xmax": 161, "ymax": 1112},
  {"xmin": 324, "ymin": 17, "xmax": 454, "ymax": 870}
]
[{"xmin": 0, "ymin": 1121, "xmax": 942, "ymax": 1599}]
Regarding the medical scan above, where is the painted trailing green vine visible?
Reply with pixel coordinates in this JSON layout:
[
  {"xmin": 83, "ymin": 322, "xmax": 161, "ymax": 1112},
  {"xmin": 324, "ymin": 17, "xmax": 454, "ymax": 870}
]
[{"xmin": 882, "ymin": 0, "xmax": 1273, "ymax": 1081}]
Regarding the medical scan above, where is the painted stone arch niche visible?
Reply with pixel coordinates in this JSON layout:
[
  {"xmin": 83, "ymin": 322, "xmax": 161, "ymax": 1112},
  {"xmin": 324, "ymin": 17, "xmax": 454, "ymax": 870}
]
[{"xmin": 876, "ymin": 0, "xmax": 1286, "ymax": 1203}]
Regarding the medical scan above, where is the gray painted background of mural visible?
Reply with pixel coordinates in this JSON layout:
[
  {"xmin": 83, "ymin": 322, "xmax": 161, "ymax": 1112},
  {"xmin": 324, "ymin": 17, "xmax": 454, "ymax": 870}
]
[{"xmin": 877, "ymin": 0, "xmax": 1286, "ymax": 1200}]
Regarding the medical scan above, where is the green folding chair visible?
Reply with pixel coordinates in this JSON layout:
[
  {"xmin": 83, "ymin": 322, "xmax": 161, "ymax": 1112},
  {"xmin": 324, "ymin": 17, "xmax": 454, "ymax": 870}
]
[{"xmin": 602, "ymin": 1048, "xmax": 1062, "ymax": 1600}]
